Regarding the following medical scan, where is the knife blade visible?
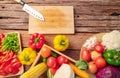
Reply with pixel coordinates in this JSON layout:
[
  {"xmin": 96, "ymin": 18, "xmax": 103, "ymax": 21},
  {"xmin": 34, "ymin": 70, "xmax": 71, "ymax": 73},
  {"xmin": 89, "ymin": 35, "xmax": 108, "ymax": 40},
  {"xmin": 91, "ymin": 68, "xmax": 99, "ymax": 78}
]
[{"xmin": 14, "ymin": 0, "xmax": 44, "ymax": 21}]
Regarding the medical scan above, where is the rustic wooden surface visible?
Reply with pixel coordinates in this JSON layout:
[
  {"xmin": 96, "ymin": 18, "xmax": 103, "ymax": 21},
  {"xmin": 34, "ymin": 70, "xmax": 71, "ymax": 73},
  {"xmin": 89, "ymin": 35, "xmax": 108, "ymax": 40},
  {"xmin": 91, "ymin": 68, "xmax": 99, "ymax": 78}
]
[{"xmin": 0, "ymin": 0, "xmax": 120, "ymax": 78}]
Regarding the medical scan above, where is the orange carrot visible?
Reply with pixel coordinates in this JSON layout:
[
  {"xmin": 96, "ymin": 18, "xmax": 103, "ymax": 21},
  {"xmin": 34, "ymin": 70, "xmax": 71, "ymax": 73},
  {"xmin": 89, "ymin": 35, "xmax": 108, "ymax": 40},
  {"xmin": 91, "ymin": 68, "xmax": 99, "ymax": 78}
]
[{"xmin": 69, "ymin": 62, "xmax": 90, "ymax": 78}]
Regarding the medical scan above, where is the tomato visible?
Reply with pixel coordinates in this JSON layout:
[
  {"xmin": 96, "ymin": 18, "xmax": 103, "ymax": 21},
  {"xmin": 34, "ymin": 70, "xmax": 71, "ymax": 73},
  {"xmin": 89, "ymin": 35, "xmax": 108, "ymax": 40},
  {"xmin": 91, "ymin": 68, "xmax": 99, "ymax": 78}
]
[
  {"xmin": 11, "ymin": 68, "xmax": 19, "ymax": 74},
  {"xmin": 41, "ymin": 46, "xmax": 52, "ymax": 58},
  {"xmin": 88, "ymin": 61, "xmax": 98, "ymax": 74},
  {"xmin": 0, "ymin": 51, "xmax": 22, "ymax": 76},
  {"xmin": 50, "ymin": 68, "xmax": 58, "ymax": 75},
  {"xmin": 91, "ymin": 51, "xmax": 102, "ymax": 60},
  {"xmin": 95, "ymin": 56, "xmax": 106, "ymax": 68},
  {"xmin": 11, "ymin": 62, "xmax": 22, "ymax": 69},
  {"xmin": 57, "ymin": 56, "xmax": 68, "ymax": 66},
  {"xmin": 94, "ymin": 44, "xmax": 104, "ymax": 53},
  {"xmin": 47, "ymin": 56, "xmax": 58, "ymax": 68},
  {"xmin": 81, "ymin": 49, "xmax": 91, "ymax": 62}
]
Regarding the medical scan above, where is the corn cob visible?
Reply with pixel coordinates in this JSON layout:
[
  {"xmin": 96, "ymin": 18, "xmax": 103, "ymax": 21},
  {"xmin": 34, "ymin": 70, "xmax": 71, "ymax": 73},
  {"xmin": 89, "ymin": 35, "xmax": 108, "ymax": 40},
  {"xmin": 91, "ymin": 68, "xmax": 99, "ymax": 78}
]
[{"xmin": 20, "ymin": 62, "xmax": 48, "ymax": 78}]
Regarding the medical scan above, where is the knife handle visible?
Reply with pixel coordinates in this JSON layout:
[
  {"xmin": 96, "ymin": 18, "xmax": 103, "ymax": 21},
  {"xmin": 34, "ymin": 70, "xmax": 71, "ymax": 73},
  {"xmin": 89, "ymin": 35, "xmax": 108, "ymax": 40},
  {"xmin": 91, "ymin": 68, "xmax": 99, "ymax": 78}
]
[{"xmin": 14, "ymin": 0, "xmax": 25, "ymax": 5}]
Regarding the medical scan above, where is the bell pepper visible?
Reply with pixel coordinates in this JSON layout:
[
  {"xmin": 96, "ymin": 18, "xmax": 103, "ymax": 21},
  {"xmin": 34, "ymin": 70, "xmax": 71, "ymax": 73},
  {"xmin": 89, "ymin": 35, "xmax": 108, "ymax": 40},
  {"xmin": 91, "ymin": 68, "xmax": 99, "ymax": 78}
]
[
  {"xmin": 103, "ymin": 49, "xmax": 120, "ymax": 66},
  {"xmin": 29, "ymin": 33, "xmax": 45, "ymax": 50},
  {"xmin": 19, "ymin": 47, "xmax": 37, "ymax": 65},
  {"xmin": 53, "ymin": 35, "xmax": 69, "ymax": 51}
]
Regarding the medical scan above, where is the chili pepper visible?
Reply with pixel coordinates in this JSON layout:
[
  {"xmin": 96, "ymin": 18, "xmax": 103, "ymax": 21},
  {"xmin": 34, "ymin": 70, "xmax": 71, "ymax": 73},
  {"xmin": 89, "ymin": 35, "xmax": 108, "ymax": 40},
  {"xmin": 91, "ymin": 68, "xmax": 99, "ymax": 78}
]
[
  {"xmin": 19, "ymin": 47, "xmax": 37, "ymax": 65},
  {"xmin": 0, "ymin": 33, "xmax": 5, "ymax": 49},
  {"xmin": 103, "ymin": 49, "xmax": 120, "ymax": 66},
  {"xmin": 29, "ymin": 33, "xmax": 45, "ymax": 50},
  {"xmin": 53, "ymin": 35, "xmax": 69, "ymax": 51}
]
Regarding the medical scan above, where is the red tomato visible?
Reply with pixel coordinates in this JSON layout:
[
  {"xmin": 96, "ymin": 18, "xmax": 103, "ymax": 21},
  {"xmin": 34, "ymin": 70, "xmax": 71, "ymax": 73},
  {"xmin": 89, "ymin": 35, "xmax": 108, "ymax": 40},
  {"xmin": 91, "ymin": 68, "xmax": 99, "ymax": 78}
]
[
  {"xmin": 41, "ymin": 46, "xmax": 52, "ymax": 58},
  {"xmin": 0, "ymin": 51, "xmax": 22, "ymax": 76},
  {"xmin": 11, "ymin": 68, "xmax": 19, "ymax": 74},
  {"xmin": 50, "ymin": 68, "xmax": 58, "ymax": 75},
  {"xmin": 57, "ymin": 56, "xmax": 68, "ymax": 66},
  {"xmin": 95, "ymin": 56, "xmax": 106, "ymax": 68},
  {"xmin": 88, "ymin": 61, "xmax": 98, "ymax": 74},
  {"xmin": 11, "ymin": 62, "xmax": 22, "ymax": 69},
  {"xmin": 81, "ymin": 49, "xmax": 91, "ymax": 62},
  {"xmin": 47, "ymin": 57, "xmax": 58, "ymax": 68},
  {"xmin": 94, "ymin": 44, "xmax": 104, "ymax": 53}
]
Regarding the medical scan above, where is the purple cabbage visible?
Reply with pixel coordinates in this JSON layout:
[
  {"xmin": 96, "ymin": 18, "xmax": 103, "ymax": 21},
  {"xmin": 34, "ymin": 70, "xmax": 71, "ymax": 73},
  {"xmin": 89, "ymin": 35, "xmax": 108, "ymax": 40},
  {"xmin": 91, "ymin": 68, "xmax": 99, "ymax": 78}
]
[{"xmin": 96, "ymin": 66, "xmax": 120, "ymax": 78}]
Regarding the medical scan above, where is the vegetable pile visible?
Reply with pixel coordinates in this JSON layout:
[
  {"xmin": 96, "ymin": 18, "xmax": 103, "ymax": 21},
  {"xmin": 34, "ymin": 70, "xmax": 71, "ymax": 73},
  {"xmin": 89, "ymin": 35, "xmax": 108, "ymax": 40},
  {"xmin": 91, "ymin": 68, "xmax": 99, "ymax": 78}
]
[
  {"xmin": 0, "ymin": 51, "xmax": 22, "ymax": 76},
  {"xmin": 0, "ymin": 33, "xmax": 22, "ymax": 77},
  {"xmin": 40, "ymin": 45, "xmax": 90, "ymax": 78},
  {"xmin": 80, "ymin": 30, "xmax": 120, "ymax": 78}
]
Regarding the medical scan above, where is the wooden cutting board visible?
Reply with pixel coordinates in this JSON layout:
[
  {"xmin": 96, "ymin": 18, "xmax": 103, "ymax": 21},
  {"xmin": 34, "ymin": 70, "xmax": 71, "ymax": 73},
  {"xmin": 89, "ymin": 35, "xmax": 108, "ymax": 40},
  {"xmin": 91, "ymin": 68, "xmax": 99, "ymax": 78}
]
[{"xmin": 29, "ymin": 6, "xmax": 74, "ymax": 34}]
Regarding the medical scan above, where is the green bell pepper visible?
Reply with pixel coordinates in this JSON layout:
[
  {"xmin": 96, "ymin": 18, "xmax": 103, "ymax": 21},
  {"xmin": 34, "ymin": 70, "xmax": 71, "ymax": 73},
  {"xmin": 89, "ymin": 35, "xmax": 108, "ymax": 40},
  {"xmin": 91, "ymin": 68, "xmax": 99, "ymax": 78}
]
[{"xmin": 103, "ymin": 49, "xmax": 120, "ymax": 66}]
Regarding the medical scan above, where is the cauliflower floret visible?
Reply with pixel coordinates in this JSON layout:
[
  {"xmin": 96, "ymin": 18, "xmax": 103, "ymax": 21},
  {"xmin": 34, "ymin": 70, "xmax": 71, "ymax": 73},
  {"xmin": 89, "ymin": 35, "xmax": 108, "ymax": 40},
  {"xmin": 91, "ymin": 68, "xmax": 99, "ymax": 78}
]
[
  {"xmin": 83, "ymin": 36, "xmax": 97, "ymax": 50},
  {"xmin": 102, "ymin": 30, "xmax": 120, "ymax": 51}
]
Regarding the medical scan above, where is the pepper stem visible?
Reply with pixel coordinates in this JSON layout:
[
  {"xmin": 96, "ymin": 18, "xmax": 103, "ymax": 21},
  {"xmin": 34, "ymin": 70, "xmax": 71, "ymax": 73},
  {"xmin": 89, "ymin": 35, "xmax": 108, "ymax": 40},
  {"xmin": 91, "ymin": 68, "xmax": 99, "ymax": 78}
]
[
  {"xmin": 24, "ymin": 55, "xmax": 30, "ymax": 62},
  {"xmin": 60, "ymin": 40, "xmax": 66, "ymax": 46},
  {"xmin": 34, "ymin": 38, "xmax": 39, "ymax": 43}
]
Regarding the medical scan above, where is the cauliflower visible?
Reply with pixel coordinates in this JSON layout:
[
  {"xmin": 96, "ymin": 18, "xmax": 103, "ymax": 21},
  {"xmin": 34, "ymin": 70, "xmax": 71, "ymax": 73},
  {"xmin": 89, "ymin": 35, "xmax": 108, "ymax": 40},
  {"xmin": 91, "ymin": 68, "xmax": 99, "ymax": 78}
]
[
  {"xmin": 102, "ymin": 30, "xmax": 120, "ymax": 51},
  {"xmin": 83, "ymin": 36, "xmax": 97, "ymax": 50}
]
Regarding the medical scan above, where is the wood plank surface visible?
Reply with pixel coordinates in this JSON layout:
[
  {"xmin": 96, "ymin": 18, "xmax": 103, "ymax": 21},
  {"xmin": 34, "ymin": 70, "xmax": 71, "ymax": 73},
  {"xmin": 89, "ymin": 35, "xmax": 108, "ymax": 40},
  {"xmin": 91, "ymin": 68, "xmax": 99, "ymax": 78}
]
[{"xmin": 0, "ymin": 0, "xmax": 120, "ymax": 78}]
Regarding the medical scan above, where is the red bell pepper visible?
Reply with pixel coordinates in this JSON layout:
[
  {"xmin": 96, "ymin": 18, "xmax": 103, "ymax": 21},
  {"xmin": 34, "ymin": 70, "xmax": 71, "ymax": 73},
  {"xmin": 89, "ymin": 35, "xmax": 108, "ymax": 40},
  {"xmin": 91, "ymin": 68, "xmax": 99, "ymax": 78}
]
[{"xmin": 29, "ymin": 33, "xmax": 45, "ymax": 50}]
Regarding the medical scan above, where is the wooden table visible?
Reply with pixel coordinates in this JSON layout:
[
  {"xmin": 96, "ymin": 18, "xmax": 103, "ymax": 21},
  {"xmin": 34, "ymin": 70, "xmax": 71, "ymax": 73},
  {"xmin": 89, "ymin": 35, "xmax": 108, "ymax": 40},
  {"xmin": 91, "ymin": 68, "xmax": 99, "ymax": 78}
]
[{"xmin": 0, "ymin": 0, "xmax": 120, "ymax": 78}]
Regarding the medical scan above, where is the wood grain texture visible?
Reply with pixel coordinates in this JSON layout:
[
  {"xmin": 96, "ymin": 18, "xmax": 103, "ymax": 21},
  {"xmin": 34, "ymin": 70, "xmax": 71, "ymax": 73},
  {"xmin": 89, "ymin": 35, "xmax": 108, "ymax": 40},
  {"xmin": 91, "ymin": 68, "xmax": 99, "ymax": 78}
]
[
  {"xmin": 29, "ymin": 6, "xmax": 74, "ymax": 34},
  {"xmin": 0, "ymin": 0, "xmax": 120, "ymax": 78},
  {"xmin": 0, "ymin": 0, "xmax": 120, "ymax": 32}
]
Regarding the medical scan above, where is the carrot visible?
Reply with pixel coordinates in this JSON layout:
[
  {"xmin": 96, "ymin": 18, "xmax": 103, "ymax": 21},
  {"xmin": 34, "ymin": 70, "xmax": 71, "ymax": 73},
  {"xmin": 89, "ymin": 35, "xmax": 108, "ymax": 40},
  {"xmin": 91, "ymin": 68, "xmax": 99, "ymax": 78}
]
[{"xmin": 69, "ymin": 62, "xmax": 90, "ymax": 78}]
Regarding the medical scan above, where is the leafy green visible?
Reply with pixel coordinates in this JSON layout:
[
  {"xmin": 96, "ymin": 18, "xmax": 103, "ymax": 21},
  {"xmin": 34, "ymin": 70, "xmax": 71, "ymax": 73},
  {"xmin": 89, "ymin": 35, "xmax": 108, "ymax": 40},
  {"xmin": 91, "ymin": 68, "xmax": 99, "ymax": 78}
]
[
  {"xmin": 2, "ymin": 33, "xmax": 20, "ymax": 53},
  {"xmin": 51, "ymin": 52, "xmax": 58, "ymax": 57},
  {"xmin": 75, "ymin": 59, "xmax": 88, "ymax": 71}
]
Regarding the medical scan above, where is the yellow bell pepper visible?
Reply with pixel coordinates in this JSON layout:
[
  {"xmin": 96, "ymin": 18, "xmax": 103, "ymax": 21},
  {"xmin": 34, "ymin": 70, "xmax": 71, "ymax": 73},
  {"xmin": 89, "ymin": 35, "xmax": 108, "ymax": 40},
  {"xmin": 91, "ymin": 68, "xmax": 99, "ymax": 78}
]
[
  {"xmin": 53, "ymin": 35, "xmax": 69, "ymax": 51},
  {"xmin": 19, "ymin": 47, "xmax": 37, "ymax": 65}
]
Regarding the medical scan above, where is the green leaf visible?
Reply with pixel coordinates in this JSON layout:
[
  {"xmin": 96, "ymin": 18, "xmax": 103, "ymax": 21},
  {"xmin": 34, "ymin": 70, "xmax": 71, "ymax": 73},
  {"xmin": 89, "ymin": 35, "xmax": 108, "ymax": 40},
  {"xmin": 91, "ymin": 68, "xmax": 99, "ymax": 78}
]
[{"xmin": 75, "ymin": 59, "xmax": 88, "ymax": 71}]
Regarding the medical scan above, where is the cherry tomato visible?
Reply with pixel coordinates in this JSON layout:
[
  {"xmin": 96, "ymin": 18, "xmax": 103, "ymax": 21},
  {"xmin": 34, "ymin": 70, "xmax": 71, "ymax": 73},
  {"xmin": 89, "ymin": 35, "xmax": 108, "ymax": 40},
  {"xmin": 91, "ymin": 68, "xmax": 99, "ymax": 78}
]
[
  {"xmin": 47, "ymin": 56, "xmax": 58, "ymax": 68},
  {"xmin": 94, "ymin": 44, "xmax": 104, "ymax": 53},
  {"xmin": 88, "ymin": 61, "xmax": 98, "ymax": 74},
  {"xmin": 95, "ymin": 56, "xmax": 106, "ymax": 68},
  {"xmin": 57, "ymin": 56, "xmax": 68, "ymax": 66},
  {"xmin": 41, "ymin": 46, "xmax": 52, "ymax": 58},
  {"xmin": 81, "ymin": 49, "xmax": 91, "ymax": 62}
]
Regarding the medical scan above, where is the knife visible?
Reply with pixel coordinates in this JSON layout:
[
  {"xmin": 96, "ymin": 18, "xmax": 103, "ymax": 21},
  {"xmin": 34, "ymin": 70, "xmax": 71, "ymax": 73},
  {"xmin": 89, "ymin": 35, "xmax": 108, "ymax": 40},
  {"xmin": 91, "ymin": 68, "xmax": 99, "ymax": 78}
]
[{"xmin": 14, "ymin": 0, "xmax": 44, "ymax": 21}]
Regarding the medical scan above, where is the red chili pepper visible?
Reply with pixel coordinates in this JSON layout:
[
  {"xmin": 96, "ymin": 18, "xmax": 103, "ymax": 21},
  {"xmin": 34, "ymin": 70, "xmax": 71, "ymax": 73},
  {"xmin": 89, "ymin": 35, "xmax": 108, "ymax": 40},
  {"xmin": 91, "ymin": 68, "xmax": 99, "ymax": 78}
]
[
  {"xmin": 29, "ymin": 33, "xmax": 45, "ymax": 50},
  {"xmin": 0, "ymin": 33, "xmax": 5, "ymax": 45}
]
